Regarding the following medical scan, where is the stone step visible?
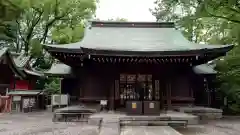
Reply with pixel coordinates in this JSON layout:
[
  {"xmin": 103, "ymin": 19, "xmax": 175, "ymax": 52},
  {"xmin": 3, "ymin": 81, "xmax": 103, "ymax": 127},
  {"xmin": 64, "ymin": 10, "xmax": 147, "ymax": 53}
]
[
  {"xmin": 121, "ymin": 126, "xmax": 182, "ymax": 135},
  {"xmin": 99, "ymin": 122, "xmax": 120, "ymax": 135},
  {"xmin": 120, "ymin": 120, "xmax": 187, "ymax": 127}
]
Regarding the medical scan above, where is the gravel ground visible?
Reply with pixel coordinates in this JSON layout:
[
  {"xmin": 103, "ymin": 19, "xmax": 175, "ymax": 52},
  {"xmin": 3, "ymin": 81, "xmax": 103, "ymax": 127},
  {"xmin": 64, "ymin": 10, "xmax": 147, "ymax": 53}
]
[
  {"xmin": 0, "ymin": 111, "xmax": 99, "ymax": 135},
  {"xmin": 175, "ymin": 119, "xmax": 240, "ymax": 135},
  {"xmin": 1, "ymin": 112, "xmax": 240, "ymax": 135}
]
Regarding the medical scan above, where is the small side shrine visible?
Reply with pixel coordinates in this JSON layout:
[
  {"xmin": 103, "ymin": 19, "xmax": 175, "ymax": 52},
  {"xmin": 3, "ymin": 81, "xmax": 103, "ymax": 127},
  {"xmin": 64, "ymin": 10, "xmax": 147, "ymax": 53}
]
[{"xmin": 0, "ymin": 47, "xmax": 46, "ymax": 113}]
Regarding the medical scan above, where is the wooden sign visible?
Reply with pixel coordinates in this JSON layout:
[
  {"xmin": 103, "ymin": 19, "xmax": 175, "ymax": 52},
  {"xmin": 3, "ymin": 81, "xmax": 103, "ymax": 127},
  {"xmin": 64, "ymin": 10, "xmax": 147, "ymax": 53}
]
[{"xmin": 13, "ymin": 96, "xmax": 21, "ymax": 101}]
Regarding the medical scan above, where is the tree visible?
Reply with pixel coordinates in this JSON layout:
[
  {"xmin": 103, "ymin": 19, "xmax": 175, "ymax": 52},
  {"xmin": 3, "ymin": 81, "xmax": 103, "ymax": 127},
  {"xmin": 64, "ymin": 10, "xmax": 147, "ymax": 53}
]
[
  {"xmin": 51, "ymin": 23, "xmax": 85, "ymax": 44},
  {"xmin": 14, "ymin": 0, "xmax": 97, "ymax": 55},
  {"xmin": 150, "ymin": 0, "xmax": 240, "ymax": 44},
  {"xmin": 0, "ymin": 0, "xmax": 24, "ymax": 47},
  {"xmin": 44, "ymin": 77, "xmax": 61, "ymax": 95},
  {"xmin": 95, "ymin": 17, "xmax": 128, "ymax": 22},
  {"xmin": 196, "ymin": 0, "xmax": 240, "ymax": 24},
  {"xmin": 150, "ymin": 0, "xmax": 226, "ymax": 43},
  {"xmin": 151, "ymin": 0, "xmax": 240, "ymax": 113},
  {"xmin": 9, "ymin": 0, "xmax": 97, "ymax": 95},
  {"xmin": 107, "ymin": 18, "xmax": 128, "ymax": 22}
]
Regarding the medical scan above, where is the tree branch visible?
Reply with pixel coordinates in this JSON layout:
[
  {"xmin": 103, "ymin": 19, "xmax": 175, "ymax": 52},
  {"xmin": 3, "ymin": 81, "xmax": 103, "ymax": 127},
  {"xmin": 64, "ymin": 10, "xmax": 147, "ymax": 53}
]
[
  {"xmin": 202, "ymin": 1, "xmax": 240, "ymax": 24},
  {"xmin": 204, "ymin": 6, "xmax": 240, "ymax": 24},
  {"xmin": 40, "ymin": 9, "xmax": 70, "ymax": 43},
  {"xmin": 16, "ymin": 20, "xmax": 27, "ymax": 44},
  {"xmin": 24, "ymin": 11, "xmax": 43, "ymax": 54},
  {"xmin": 225, "ymin": 6, "xmax": 240, "ymax": 14}
]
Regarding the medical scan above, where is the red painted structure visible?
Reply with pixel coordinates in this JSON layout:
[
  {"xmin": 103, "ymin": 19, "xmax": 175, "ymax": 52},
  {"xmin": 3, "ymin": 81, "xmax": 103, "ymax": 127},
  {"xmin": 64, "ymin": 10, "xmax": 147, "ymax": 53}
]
[
  {"xmin": 10, "ymin": 79, "xmax": 34, "ymax": 90},
  {"xmin": 0, "ymin": 48, "xmax": 44, "ymax": 113}
]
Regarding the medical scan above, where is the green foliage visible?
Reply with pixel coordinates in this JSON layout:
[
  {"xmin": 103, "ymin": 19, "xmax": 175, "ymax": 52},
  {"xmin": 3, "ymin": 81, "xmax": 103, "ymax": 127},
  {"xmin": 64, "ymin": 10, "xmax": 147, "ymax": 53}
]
[
  {"xmin": 44, "ymin": 77, "xmax": 61, "ymax": 95},
  {"xmin": 51, "ymin": 23, "xmax": 85, "ymax": 44},
  {"xmin": 30, "ymin": 38, "xmax": 42, "ymax": 57},
  {"xmin": 1, "ymin": 0, "xmax": 97, "ymax": 96},
  {"xmin": 0, "ymin": 0, "xmax": 23, "ymax": 43},
  {"xmin": 14, "ymin": 0, "xmax": 97, "ymax": 55},
  {"xmin": 107, "ymin": 18, "xmax": 128, "ymax": 22},
  {"xmin": 151, "ymin": 0, "xmax": 240, "ymax": 113}
]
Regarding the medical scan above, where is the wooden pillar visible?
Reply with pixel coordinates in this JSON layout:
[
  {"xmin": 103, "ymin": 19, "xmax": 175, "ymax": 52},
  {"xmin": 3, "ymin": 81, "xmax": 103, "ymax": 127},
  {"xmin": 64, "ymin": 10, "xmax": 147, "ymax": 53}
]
[
  {"xmin": 204, "ymin": 77, "xmax": 211, "ymax": 107},
  {"xmin": 166, "ymin": 80, "xmax": 171, "ymax": 110},
  {"xmin": 114, "ymin": 80, "xmax": 119, "ymax": 110},
  {"xmin": 13, "ymin": 77, "xmax": 16, "ymax": 89},
  {"xmin": 60, "ymin": 78, "xmax": 63, "ymax": 94},
  {"xmin": 109, "ymin": 83, "xmax": 114, "ymax": 110}
]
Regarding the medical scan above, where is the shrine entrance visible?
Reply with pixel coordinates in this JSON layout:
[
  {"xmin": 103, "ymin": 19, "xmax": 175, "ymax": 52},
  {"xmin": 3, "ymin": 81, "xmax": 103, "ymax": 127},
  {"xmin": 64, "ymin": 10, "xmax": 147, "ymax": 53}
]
[{"xmin": 114, "ymin": 74, "xmax": 161, "ymax": 114}]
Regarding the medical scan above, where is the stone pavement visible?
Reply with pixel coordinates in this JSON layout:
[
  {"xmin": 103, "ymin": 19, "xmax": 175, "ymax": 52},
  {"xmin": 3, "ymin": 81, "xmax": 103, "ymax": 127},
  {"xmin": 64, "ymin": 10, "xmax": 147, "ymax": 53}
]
[
  {"xmin": 97, "ymin": 113, "xmax": 121, "ymax": 135},
  {"xmin": 175, "ymin": 119, "xmax": 240, "ymax": 135},
  {"xmin": 121, "ymin": 126, "xmax": 182, "ymax": 135},
  {"xmin": 2, "ymin": 111, "xmax": 240, "ymax": 135},
  {"xmin": 0, "ymin": 112, "xmax": 99, "ymax": 135}
]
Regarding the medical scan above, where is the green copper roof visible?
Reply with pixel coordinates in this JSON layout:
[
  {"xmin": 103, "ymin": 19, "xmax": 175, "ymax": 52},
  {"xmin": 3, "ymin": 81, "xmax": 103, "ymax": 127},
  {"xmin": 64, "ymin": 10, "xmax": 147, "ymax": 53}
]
[
  {"xmin": 24, "ymin": 69, "xmax": 45, "ymax": 77},
  {"xmin": 193, "ymin": 64, "xmax": 217, "ymax": 75},
  {"xmin": 0, "ymin": 48, "xmax": 43, "ymax": 79},
  {"xmin": 44, "ymin": 21, "xmax": 233, "ymax": 55},
  {"xmin": 7, "ymin": 90, "xmax": 44, "ymax": 95},
  {"xmin": 0, "ymin": 48, "xmax": 8, "ymax": 58},
  {"xmin": 13, "ymin": 54, "xmax": 31, "ymax": 68},
  {"xmin": 44, "ymin": 63, "xmax": 72, "ymax": 77},
  {"xmin": 0, "ymin": 48, "xmax": 26, "ymax": 79}
]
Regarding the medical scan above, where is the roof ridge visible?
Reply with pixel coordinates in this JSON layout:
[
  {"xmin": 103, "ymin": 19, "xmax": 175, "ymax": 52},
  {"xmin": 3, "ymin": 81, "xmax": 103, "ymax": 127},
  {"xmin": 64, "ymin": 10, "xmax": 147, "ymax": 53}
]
[{"xmin": 90, "ymin": 21, "xmax": 175, "ymax": 28}]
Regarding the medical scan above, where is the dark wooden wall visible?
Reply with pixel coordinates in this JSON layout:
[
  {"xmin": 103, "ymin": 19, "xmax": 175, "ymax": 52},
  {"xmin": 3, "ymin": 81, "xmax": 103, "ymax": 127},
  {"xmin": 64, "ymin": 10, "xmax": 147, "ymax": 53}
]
[
  {"xmin": 0, "ymin": 64, "xmax": 14, "ymax": 95},
  {"xmin": 63, "ymin": 60, "xmax": 202, "ymax": 110}
]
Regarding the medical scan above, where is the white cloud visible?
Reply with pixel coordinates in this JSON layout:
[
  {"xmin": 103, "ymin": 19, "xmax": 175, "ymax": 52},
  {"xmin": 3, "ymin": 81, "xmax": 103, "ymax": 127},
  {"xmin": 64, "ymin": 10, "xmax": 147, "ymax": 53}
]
[{"xmin": 96, "ymin": 0, "xmax": 156, "ymax": 22}]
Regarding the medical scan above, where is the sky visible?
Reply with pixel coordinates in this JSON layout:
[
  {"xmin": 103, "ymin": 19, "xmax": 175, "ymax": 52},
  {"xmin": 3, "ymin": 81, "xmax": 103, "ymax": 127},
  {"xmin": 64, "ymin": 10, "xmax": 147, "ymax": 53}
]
[{"xmin": 95, "ymin": 0, "xmax": 156, "ymax": 22}]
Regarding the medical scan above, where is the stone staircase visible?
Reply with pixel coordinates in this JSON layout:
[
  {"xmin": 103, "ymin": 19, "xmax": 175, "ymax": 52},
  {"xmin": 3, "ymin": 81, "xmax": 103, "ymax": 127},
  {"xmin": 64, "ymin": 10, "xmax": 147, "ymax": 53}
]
[
  {"xmin": 88, "ymin": 112, "xmax": 188, "ymax": 135},
  {"xmin": 174, "ymin": 106, "xmax": 223, "ymax": 120}
]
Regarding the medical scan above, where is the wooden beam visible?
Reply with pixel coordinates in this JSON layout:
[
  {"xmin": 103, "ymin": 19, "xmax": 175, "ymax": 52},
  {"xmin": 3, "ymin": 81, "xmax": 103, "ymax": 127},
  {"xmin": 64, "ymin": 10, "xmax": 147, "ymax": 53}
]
[
  {"xmin": 148, "ymin": 59, "xmax": 152, "ymax": 64},
  {"xmin": 134, "ymin": 58, "xmax": 138, "ymax": 63},
  {"xmin": 153, "ymin": 58, "xmax": 157, "ymax": 64},
  {"xmin": 126, "ymin": 58, "xmax": 129, "ymax": 63},
  {"xmin": 145, "ymin": 58, "xmax": 148, "ymax": 64},
  {"xmin": 139, "ymin": 58, "xmax": 144, "ymax": 63},
  {"xmin": 130, "ymin": 58, "xmax": 134, "ymax": 63},
  {"xmin": 182, "ymin": 58, "xmax": 185, "ymax": 63}
]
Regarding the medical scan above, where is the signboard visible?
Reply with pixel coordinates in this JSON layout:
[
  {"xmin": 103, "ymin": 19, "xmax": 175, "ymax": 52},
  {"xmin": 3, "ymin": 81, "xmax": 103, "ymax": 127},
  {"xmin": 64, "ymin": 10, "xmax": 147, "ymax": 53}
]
[
  {"xmin": 149, "ymin": 102, "xmax": 154, "ymax": 109},
  {"xmin": 100, "ymin": 100, "xmax": 107, "ymax": 105},
  {"xmin": 51, "ymin": 94, "xmax": 69, "ymax": 105},
  {"xmin": 13, "ymin": 96, "xmax": 21, "ymax": 101},
  {"xmin": 132, "ymin": 102, "xmax": 137, "ymax": 109}
]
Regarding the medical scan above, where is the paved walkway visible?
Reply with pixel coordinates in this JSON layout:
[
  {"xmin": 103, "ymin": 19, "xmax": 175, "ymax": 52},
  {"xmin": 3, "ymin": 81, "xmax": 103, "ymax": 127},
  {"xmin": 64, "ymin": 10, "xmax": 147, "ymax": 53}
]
[
  {"xmin": 98, "ymin": 113, "xmax": 121, "ymax": 135},
  {"xmin": 0, "ymin": 112, "xmax": 99, "ymax": 135},
  {"xmin": 91, "ymin": 111, "xmax": 185, "ymax": 135},
  {"xmin": 2, "ymin": 111, "xmax": 240, "ymax": 135},
  {"xmin": 121, "ymin": 126, "xmax": 182, "ymax": 135}
]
